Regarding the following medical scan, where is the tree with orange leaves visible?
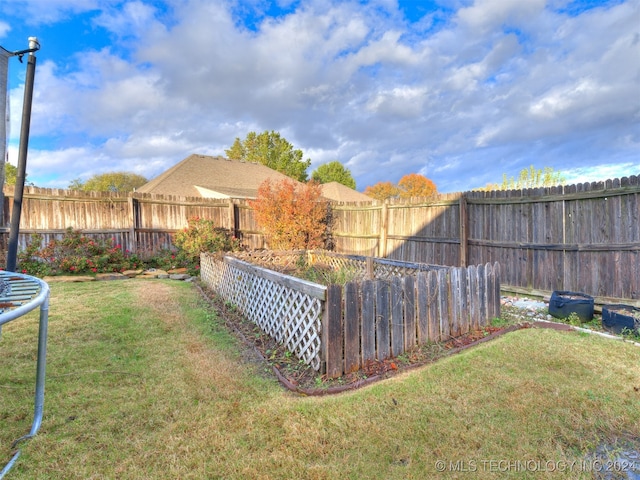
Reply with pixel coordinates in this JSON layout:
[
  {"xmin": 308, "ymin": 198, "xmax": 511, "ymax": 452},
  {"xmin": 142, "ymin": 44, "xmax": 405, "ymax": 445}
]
[
  {"xmin": 250, "ymin": 179, "xmax": 329, "ymax": 250},
  {"xmin": 363, "ymin": 181, "xmax": 400, "ymax": 201},
  {"xmin": 398, "ymin": 173, "xmax": 437, "ymax": 199},
  {"xmin": 364, "ymin": 174, "xmax": 437, "ymax": 201}
]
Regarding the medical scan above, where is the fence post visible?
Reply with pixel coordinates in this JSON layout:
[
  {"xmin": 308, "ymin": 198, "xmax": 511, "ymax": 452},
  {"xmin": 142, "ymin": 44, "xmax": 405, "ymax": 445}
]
[
  {"xmin": 228, "ymin": 200, "xmax": 238, "ymax": 238},
  {"xmin": 366, "ymin": 256, "xmax": 374, "ymax": 280},
  {"xmin": 378, "ymin": 202, "xmax": 389, "ymax": 258},
  {"xmin": 128, "ymin": 194, "xmax": 137, "ymax": 253},
  {"xmin": 459, "ymin": 194, "xmax": 468, "ymax": 267}
]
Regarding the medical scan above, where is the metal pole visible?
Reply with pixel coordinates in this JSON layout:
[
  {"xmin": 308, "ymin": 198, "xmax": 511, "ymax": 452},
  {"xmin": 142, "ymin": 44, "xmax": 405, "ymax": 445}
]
[{"xmin": 6, "ymin": 38, "xmax": 38, "ymax": 272}]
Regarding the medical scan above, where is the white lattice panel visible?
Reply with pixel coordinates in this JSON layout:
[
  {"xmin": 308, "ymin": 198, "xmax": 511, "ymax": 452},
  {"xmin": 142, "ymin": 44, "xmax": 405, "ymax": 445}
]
[{"xmin": 200, "ymin": 253, "xmax": 323, "ymax": 371}]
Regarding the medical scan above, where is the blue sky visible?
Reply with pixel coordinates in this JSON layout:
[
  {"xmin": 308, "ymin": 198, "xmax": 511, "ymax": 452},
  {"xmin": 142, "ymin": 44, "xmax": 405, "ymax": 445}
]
[{"xmin": 0, "ymin": 0, "xmax": 638, "ymax": 193}]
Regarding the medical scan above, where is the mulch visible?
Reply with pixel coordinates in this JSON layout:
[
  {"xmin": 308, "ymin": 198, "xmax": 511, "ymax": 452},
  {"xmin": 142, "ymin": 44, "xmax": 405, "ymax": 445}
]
[{"xmin": 196, "ymin": 283, "xmax": 575, "ymax": 396}]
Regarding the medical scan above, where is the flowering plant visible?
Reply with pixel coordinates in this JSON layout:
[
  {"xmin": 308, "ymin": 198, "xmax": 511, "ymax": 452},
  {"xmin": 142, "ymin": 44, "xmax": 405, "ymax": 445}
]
[{"xmin": 17, "ymin": 229, "xmax": 143, "ymax": 276}]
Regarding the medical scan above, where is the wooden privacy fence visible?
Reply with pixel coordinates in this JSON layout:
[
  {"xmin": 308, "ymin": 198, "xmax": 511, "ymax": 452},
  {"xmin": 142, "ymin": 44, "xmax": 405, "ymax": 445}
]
[
  {"xmin": 200, "ymin": 251, "xmax": 501, "ymax": 378},
  {"xmin": 2, "ymin": 175, "xmax": 637, "ymax": 302},
  {"xmin": 330, "ymin": 175, "xmax": 639, "ymax": 302},
  {"xmin": 0, "ymin": 186, "xmax": 265, "ymax": 255}
]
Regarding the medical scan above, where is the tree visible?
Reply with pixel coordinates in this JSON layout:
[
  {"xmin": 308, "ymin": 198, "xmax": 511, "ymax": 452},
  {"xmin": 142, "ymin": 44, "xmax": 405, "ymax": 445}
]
[
  {"xmin": 249, "ymin": 179, "xmax": 328, "ymax": 250},
  {"xmin": 311, "ymin": 161, "xmax": 356, "ymax": 189},
  {"xmin": 398, "ymin": 173, "xmax": 437, "ymax": 199},
  {"xmin": 477, "ymin": 166, "xmax": 565, "ymax": 191},
  {"xmin": 3, "ymin": 163, "xmax": 30, "ymax": 186},
  {"xmin": 225, "ymin": 130, "xmax": 311, "ymax": 182},
  {"xmin": 363, "ymin": 174, "xmax": 438, "ymax": 201},
  {"xmin": 363, "ymin": 181, "xmax": 400, "ymax": 201},
  {"xmin": 69, "ymin": 172, "xmax": 148, "ymax": 192}
]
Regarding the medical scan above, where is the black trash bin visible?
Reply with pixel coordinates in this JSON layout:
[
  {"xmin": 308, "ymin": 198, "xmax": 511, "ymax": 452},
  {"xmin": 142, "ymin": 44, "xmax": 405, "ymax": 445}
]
[
  {"xmin": 602, "ymin": 304, "xmax": 640, "ymax": 335},
  {"xmin": 549, "ymin": 291, "xmax": 594, "ymax": 322}
]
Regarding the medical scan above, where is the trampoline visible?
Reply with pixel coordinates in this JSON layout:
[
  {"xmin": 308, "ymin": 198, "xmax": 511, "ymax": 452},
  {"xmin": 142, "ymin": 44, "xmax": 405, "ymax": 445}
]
[{"xmin": 0, "ymin": 271, "xmax": 50, "ymax": 478}]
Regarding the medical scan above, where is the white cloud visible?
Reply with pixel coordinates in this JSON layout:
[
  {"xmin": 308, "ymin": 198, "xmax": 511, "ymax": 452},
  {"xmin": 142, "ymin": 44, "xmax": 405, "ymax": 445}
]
[
  {"xmin": 0, "ymin": 21, "xmax": 10, "ymax": 38},
  {"xmin": 1, "ymin": 0, "xmax": 102, "ymax": 25},
  {"xmin": 456, "ymin": 0, "xmax": 547, "ymax": 35},
  {"xmin": 3, "ymin": 0, "xmax": 638, "ymax": 193}
]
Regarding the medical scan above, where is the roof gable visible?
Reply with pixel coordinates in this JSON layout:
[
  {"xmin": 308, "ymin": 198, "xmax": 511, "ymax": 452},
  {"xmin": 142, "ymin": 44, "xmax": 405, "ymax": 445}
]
[
  {"xmin": 319, "ymin": 181, "xmax": 372, "ymax": 202},
  {"xmin": 137, "ymin": 154, "xmax": 299, "ymax": 199}
]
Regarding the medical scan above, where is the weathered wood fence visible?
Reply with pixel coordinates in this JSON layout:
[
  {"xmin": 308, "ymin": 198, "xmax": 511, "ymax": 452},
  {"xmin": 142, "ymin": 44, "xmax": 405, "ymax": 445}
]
[
  {"xmin": 1, "ymin": 174, "xmax": 638, "ymax": 302},
  {"xmin": 331, "ymin": 175, "xmax": 639, "ymax": 302},
  {"xmin": 0, "ymin": 186, "xmax": 265, "ymax": 254},
  {"xmin": 200, "ymin": 251, "xmax": 500, "ymax": 378}
]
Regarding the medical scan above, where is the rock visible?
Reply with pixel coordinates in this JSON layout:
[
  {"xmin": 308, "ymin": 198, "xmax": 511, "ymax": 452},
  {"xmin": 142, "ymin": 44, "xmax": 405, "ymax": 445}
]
[
  {"xmin": 95, "ymin": 273, "xmax": 128, "ymax": 281},
  {"xmin": 137, "ymin": 273, "xmax": 160, "ymax": 279},
  {"xmin": 43, "ymin": 275, "xmax": 95, "ymax": 283},
  {"xmin": 122, "ymin": 269, "xmax": 143, "ymax": 278},
  {"xmin": 168, "ymin": 268, "xmax": 188, "ymax": 275},
  {"xmin": 170, "ymin": 274, "xmax": 191, "ymax": 280},
  {"xmin": 138, "ymin": 269, "xmax": 169, "ymax": 279}
]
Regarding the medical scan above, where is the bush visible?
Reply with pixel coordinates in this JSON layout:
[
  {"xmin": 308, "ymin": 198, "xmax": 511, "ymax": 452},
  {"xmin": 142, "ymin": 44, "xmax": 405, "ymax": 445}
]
[
  {"xmin": 16, "ymin": 223, "xmax": 242, "ymax": 278},
  {"xmin": 17, "ymin": 229, "xmax": 144, "ymax": 276},
  {"xmin": 173, "ymin": 218, "xmax": 241, "ymax": 265},
  {"xmin": 249, "ymin": 179, "xmax": 329, "ymax": 250},
  {"xmin": 144, "ymin": 248, "xmax": 198, "ymax": 276}
]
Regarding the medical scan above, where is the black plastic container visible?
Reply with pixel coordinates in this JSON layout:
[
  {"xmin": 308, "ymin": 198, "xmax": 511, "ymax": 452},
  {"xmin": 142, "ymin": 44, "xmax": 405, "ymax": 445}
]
[
  {"xmin": 548, "ymin": 291, "xmax": 594, "ymax": 322},
  {"xmin": 602, "ymin": 304, "xmax": 640, "ymax": 335}
]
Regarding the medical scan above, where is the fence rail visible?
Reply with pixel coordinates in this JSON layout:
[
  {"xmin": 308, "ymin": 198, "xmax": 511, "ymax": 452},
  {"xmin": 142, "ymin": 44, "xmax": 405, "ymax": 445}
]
[{"xmin": 200, "ymin": 251, "xmax": 500, "ymax": 378}]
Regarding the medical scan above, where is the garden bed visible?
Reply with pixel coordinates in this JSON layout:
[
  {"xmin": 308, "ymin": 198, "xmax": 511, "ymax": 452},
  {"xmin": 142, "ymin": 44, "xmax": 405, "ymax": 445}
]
[
  {"xmin": 198, "ymin": 282, "xmax": 535, "ymax": 393},
  {"xmin": 200, "ymin": 252, "xmax": 502, "ymax": 379}
]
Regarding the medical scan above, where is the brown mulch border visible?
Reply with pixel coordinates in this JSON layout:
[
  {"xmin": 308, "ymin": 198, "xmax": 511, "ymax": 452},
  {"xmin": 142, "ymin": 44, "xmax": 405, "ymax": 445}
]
[{"xmin": 195, "ymin": 282, "xmax": 577, "ymax": 396}]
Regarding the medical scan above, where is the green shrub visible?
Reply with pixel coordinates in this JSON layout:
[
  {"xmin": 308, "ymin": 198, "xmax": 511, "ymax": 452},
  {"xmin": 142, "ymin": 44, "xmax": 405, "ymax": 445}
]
[
  {"xmin": 15, "ymin": 234, "xmax": 53, "ymax": 277},
  {"xmin": 16, "ymin": 222, "xmax": 242, "ymax": 278},
  {"xmin": 17, "ymin": 229, "xmax": 143, "ymax": 277},
  {"xmin": 144, "ymin": 248, "xmax": 198, "ymax": 275},
  {"xmin": 173, "ymin": 217, "xmax": 241, "ymax": 265}
]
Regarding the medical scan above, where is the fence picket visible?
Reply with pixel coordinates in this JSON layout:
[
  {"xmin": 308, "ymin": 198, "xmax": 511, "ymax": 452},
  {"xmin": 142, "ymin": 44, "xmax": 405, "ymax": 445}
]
[
  {"xmin": 375, "ymin": 280, "xmax": 391, "ymax": 360},
  {"xmin": 361, "ymin": 279, "xmax": 376, "ymax": 364},
  {"xmin": 416, "ymin": 272, "xmax": 429, "ymax": 343},
  {"xmin": 326, "ymin": 284, "xmax": 343, "ymax": 378},
  {"xmin": 450, "ymin": 267, "xmax": 460, "ymax": 337},
  {"xmin": 438, "ymin": 269, "xmax": 450, "ymax": 340},
  {"xmin": 427, "ymin": 270, "xmax": 440, "ymax": 342},
  {"xmin": 390, "ymin": 276, "xmax": 404, "ymax": 357},
  {"xmin": 459, "ymin": 267, "xmax": 470, "ymax": 335},
  {"xmin": 403, "ymin": 276, "xmax": 416, "ymax": 351},
  {"xmin": 478, "ymin": 263, "xmax": 487, "ymax": 325},
  {"xmin": 344, "ymin": 281, "xmax": 360, "ymax": 374},
  {"xmin": 468, "ymin": 264, "xmax": 479, "ymax": 330}
]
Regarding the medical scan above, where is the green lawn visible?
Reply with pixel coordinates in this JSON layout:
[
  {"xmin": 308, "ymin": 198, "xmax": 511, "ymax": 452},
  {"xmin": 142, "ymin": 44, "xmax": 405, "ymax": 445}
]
[{"xmin": 1, "ymin": 280, "xmax": 639, "ymax": 479}]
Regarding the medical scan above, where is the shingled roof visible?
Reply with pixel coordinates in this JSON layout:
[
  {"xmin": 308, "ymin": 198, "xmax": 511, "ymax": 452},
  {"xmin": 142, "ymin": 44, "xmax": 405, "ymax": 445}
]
[
  {"xmin": 137, "ymin": 154, "xmax": 374, "ymax": 202},
  {"xmin": 136, "ymin": 154, "xmax": 298, "ymax": 199},
  {"xmin": 319, "ymin": 182, "xmax": 372, "ymax": 202}
]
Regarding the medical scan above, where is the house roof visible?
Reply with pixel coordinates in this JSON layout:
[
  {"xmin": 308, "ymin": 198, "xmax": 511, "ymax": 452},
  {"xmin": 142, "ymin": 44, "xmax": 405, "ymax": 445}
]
[
  {"xmin": 136, "ymin": 154, "xmax": 298, "ymax": 199},
  {"xmin": 137, "ymin": 154, "xmax": 374, "ymax": 203},
  {"xmin": 319, "ymin": 182, "xmax": 372, "ymax": 203}
]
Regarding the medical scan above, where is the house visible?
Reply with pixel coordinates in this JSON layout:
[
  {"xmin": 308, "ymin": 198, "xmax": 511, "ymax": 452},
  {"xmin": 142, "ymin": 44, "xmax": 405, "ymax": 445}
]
[
  {"xmin": 319, "ymin": 181, "xmax": 372, "ymax": 203},
  {"xmin": 137, "ymin": 154, "xmax": 372, "ymax": 202},
  {"xmin": 136, "ymin": 154, "xmax": 297, "ymax": 199}
]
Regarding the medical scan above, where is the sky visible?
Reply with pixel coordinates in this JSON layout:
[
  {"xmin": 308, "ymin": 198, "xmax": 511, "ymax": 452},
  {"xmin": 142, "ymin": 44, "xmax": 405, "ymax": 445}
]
[{"xmin": 0, "ymin": 0, "xmax": 638, "ymax": 193}]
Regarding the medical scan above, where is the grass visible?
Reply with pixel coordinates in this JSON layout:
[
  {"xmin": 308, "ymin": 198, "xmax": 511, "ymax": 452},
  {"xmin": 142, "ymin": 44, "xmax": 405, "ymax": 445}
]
[{"xmin": 1, "ymin": 280, "xmax": 639, "ymax": 479}]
